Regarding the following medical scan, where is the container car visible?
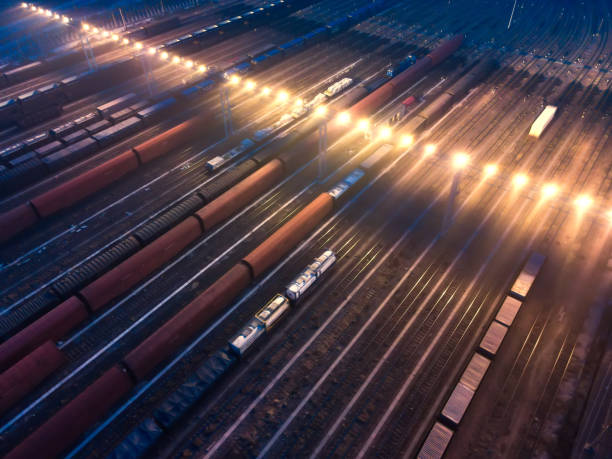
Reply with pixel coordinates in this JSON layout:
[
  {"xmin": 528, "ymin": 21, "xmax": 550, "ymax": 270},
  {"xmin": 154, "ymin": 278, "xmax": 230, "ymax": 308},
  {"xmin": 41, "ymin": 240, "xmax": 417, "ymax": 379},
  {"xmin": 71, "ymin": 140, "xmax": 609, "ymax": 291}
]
[
  {"xmin": 529, "ymin": 105, "xmax": 557, "ymax": 138},
  {"xmin": 510, "ymin": 252, "xmax": 546, "ymax": 300},
  {"xmin": 206, "ymin": 138, "xmax": 255, "ymax": 171},
  {"xmin": 495, "ymin": 296, "xmax": 522, "ymax": 326},
  {"xmin": 229, "ymin": 318, "xmax": 265, "ymax": 356},
  {"xmin": 478, "ymin": 321, "xmax": 509, "ymax": 357},
  {"xmin": 255, "ymin": 294, "xmax": 290, "ymax": 329},
  {"xmin": 418, "ymin": 422, "xmax": 454, "ymax": 459},
  {"xmin": 386, "ymin": 55, "xmax": 416, "ymax": 77},
  {"xmin": 323, "ymin": 77, "xmax": 353, "ymax": 97},
  {"xmin": 285, "ymin": 250, "xmax": 336, "ymax": 301}
]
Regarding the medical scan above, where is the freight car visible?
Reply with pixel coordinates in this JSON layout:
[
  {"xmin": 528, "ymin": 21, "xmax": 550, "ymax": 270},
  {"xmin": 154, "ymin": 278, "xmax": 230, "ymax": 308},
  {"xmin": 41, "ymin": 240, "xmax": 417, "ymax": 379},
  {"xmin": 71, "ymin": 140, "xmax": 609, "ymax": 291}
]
[
  {"xmin": 418, "ymin": 252, "xmax": 546, "ymax": 458},
  {"xmin": 401, "ymin": 58, "xmax": 497, "ymax": 135}
]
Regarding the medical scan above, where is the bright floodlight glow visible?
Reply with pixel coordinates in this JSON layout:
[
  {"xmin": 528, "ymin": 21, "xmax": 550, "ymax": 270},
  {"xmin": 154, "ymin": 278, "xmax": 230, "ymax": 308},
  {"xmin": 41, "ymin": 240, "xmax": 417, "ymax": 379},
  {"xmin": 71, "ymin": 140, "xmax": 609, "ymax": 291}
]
[
  {"xmin": 185, "ymin": 60, "xmax": 194, "ymax": 68},
  {"xmin": 148, "ymin": 47, "xmax": 156, "ymax": 55},
  {"xmin": 453, "ymin": 153, "xmax": 469, "ymax": 169},
  {"xmin": 22, "ymin": 2, "xmax": 27, "ymax": 8},
  {"xmin": 45, "ymin": 9, "xmax": 52, "ymax": 17},
  {"xmin": 198, "ymin": 65, "xmax": 206, "ymax": 73},
  {"xmin": 261, "ymin": 87, "xmax": 272, "ymax": 96},
  {"xmin": 337, "ymin": 111, "xmax": 351, "ymax": 126},
  {"xmin": 245, "ymin": 80, "xmax": 256, "ymax": 91},
  {"xmin": 378, "ymin": 126, "xmax": 392, "ymax": 140},
  {"xmin": 424, "ymin": 144, "xmax": 436, "ymax": 156},
  {"xmin": 102, "ymin": 30, "xmax": 110, "ymax": 38},
  {"xmin": 122, "ymin": 38, "xmax": 129, "ymax": 45},
  {"xmin": 134, "ymin": 42, "xmax": 143, "ymax": 50},
  {"xmin": 111, "ymin": 33, "xmax": 119, "ymax": 41},
  {"xmin": 172, "ymin": 56, "xmax": 180, "ymax": 64},
  {"xmin": 160, "ymin": 51, "xmax": 169, "ymax": 60},
  {"xmin": 606, "ymin": 209, "xmax": 612, "ymax": 224},
  {"xmin": 512, "ymin": 173, "xmax": 528, "ymax": 189},
  {"xmin": 294, "ymin": 98, "xmax": 303, "ymax": 107},
  {"xmin": 400, "ymin": 134, "xmax": 414, "ymax": 147},
  {"xmin": 93, "ymin": 27, "xmax": 99, "ymax": 34},
  {"xmin": 229, "ymin": 75, "xmax": 241, "ymax": 85},
  {"xmin": 314, "ymin": 105, "xmax": 328, "ymax": 118},
  {"xmin": 541, "ymin": 183, "xmax": 559, "ymax": 199},
  {"xmin": 483, "ymin": 163, "xmax": 498, "ymax": 177},
  {"xmin": 62, "ymin": 16, "xmax": 69, "ymax": 24},
  {"xmin": 54, "ymin": 13, "xmax": 60, "ymax": 19},
  {"xmin": 82, "ymin": 23, "xmax": 90, "ymax": 31},
  {"xmin": 276, "ymin": 90, "xmax": 289, "ymax": 103},
  {"xmin": 574, "ymin": 194, "xmax": 593, "ymax": 211},
  {"xmin": 31, "ymin": 5, "xmax": 36, "ymax": 11},
  {"xmin": 357, "ymin": 119, "xmax": 370, "ymax": 131}
]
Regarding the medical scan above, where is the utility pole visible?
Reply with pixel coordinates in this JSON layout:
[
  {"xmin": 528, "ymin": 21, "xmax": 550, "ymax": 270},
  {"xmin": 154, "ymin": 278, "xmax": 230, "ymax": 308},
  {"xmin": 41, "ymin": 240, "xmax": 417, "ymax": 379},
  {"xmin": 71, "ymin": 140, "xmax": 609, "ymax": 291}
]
[
  {"xmin": 140, "ymin": 54, "xmax": 155, "ymax": 96},
  {"xmin": 442, "ymin": 153, "xmax": 469, "ymax": 235},
  {"xmin": 80, "ymin": 32, "xmax": 97, "ymax": 70},
  {"xmin": 119, "ymin": 7, "xmax": 127, "ymax": 31},
  {"xmin": 220, "ymin": 86, "xmax": 233, "ymax": 138},
  {"xmin": 318, "ymin": 119, "xmax": 328, "ymax": 181}
]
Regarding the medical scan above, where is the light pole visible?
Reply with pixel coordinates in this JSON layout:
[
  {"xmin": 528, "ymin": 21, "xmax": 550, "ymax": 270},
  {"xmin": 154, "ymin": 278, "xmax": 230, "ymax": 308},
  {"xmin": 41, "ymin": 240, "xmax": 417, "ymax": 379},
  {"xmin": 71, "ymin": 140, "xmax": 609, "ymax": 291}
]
[
  {"xmin": 442, "ymin": 153, "xmax": 469, "ymax": 235},
  {"xmin": 315, "ymin": 105, "xmax": 328, "ymax": 181}
]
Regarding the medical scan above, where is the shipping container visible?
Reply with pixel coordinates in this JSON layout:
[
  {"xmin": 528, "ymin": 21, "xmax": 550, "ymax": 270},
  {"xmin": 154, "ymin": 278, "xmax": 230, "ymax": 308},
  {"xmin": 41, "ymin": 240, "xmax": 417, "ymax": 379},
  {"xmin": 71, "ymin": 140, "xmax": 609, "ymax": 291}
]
[
  {"xmin": 23, "ymin": 132, "xmax": 50, "ymax": 150},
  {"xmin": 35, "ymin": 140, "xmax": 63, "ymax": 157},
  {"xmin": 418, "ymin": 422, "xmax": 454, "ymax": 459},
  {"xmin": 136, "ymin": 97, "xmax": 177, "ymax": 121},
  {"xmin": 495, "ymin": 296, "xmax": 522, "ymax": 326},
  {"xmin": 50, "ymin": 121, "xmax": 77, "ymax": 138},
  {"xmin": 479, "ymin": 321, "xmax": 509, "ymax": 357},
  {"xmin": 510, "ymin": 252, "xmax": 546, "ymax": 300},
  {"xmin": 441, "ymin": 382, "xmax": 475, "ymax": 426},
  {"xmin": 529, "ymin": 105, "xmax": 557, "ymax": 138},
  {"xmin": 206, "ymin": 138, "xmax": 254, "ymax": 171},
  {"xmin": 460, "ymin": 353, "xmax": 490, "ymax": 391}
]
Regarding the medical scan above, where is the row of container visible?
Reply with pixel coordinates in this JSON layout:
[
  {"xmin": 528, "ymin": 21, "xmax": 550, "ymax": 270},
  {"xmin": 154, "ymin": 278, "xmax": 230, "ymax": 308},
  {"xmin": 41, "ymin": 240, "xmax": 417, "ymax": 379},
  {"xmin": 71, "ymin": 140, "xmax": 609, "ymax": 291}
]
[
  {"xmin": 206, "ymin": 76, "xmax": 355, "ymax": 171},
  {"xmin": 0, "ymin": 0, "xmax": 294, "ymax": 129},
  {"xmin": 5, "ymin": 126, "xmax": 396, "ymax": 458},
  {"xmin": 219, "ymin": 0, "xmax": 389, "ymax": 80},
  {"xmin": 110, "ymin": 249, "xmax": 336, "ymax": 457},
  {"xmin": 418, "ymin": 252, "xmax": 546, "ymax": 459},
  {"xmin": 0, "ymin": 81, "xmax": 214, "ymax": 197},
  {"xmin": 0, "ymin": 0, "xmax": 402, "ymax": 243},
  {"xmin": 157, "ymin": 0, "xmax": 311, "ymax": 55},
  {"xmin": 0, "ymin": 57, "xmax": 146, "ymax": 129}
]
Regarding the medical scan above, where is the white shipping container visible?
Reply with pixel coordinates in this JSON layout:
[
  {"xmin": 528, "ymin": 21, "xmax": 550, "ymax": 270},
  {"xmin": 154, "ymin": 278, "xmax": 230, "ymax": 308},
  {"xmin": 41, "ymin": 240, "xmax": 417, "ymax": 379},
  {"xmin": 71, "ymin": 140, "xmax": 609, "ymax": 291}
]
[
  {"xmin": 460, "ymin": 353, "xmax": 491, "ymax": 391},
  {"xmin": 529, "ymin": 105, "xmax": 557, "ymax": 138},
  {"xmin": 495, "ymin": 296, "xmax": 523, "ymax": 326},
  {"xmin": 418, "ymin": 422, "xmax": 454, "ymax": 459},
  {"xmin": 441, "ymin": 382, "xmax": 475, "ymax": 426},
  {"xmin": 510, "ymin": 252, "xmax": 546, "ymax": 299},
  {"xmin": 323, "ymin": 77, "xmax": 353, "ymax": 97},
  {"xmin": 479, "ymin": 321, "xmax": 509, "ymax": 357}
]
